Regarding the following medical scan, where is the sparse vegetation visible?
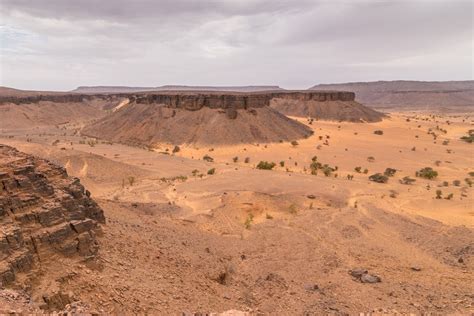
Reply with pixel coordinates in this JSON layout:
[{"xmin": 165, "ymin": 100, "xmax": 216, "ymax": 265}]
[
  {"xmin": 279, "ymin": 161, "xmax": 285, "ymax": 167},
  {"xmin": 369, "ymin": 173, "xmax": 388, "ymax": 183},
  {"xmin": 436, "ymin": 190, "xmax": 443, "ymax": 199},
  {"xmin": 207, "ymin": 168, "xmax": 216, "ymax": 175},
  {"xmin": 256, "ymin": 161, "xmax": 276, "ymax": 170},
  {"xmin": 460, "ymin": 129, "xmax": 474, "ymax": 143},
  {"xmin": 416, "ymin": 167, "xmax": 438, "ymax": 180},
  {"xmin": 291, "ymin": 140, "xmax": 299, "ymax": 147},
  {"xmin": 128, "ymin": 176, "xmax": 135, "ymax": 186},
  {"xmin": 244, "ymin": 157, "xmax": 250, "ymax": 164},
  {"xmin": 400, "ymin": 176, "xmax": 416, "ymax": 185},
  {"xmin": 384, "ymin": 168, "xmax": 397, "ymax": 177},
  {"xmin": 203, "ymin": 154, "xmax": 214, "ymax": 162},
  {"xmin": 244, "ymin": 213, "xmax": 254, "ymax": 229},
  {"xmin": 232, "ymin": 156, "xmax": 238, "ymax": 163},
  {"xmin": 374, "ymin": 130, "xmax": 384, "ymax": 135},
  {"xmin": 172, "ymin": 145, "xmax": 180, "ymax": 153}
]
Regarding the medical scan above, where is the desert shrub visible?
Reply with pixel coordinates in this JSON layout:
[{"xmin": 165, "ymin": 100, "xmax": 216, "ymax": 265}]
[
  {"xmin": 279, "ymin": 161, "xmax": 285, "ymax": 167},
  {"xmin": 460, "ymin": 130, "xmax": 474, "ymax": 143},
  {"xmin": 442, "ymin": 140, "xmax": 449, "ymax": 146},
  {"xmin": 468, "ymin": 171, "xmax": 474, "ymax": 177},
  {"xmin": 367, "ymin": 156, "xmax": 375, "ymax": 162},
  {"xmin": 453, "ymin": 180, "xmax": 461, "ymax": 186},
  {"xmin": 347, "ymin": 174, "xmax": 354, "ymax": 180},
  {"xmin": 369, "ymin": 173, "xmax": 388, "ymax": 183},
  {"xmin": 436, "ymin": 190, "xmax": 443, "ymax": 199},
  {"xmin": 203, "ymin": 154, "xmax": 214, "ymax": 162},
  {"xmin": 442, "ymin": 181, "xmax": 449, "ymax": 187},
  {"xmin": 322, "ymin": 165, "xmax": 333, "ymax": 177},
  {"xmin": 244, "ymin": 213, "xmax": 254, "ymax": 229},
  {"xmin": 309, "ymin": 157, "xmax": 335, "ymax": 176},
  {"xmin": 445, "ymin": 193, "xmax": 454, "ymax": 200},
  {"xmin": 128, "ymin": 176, "xmax": 135, "ymax": 186},
  {"xmin": 384, "ymin": 168, "xmax": 397, "ymax": 177},
  {"xmin": 207, "ymin": 168, "xmax": 216, "ymax": 175},
  {"xmin": 291, "ymin": 140, "xmax": 299, "ymax": 146},
  {"xmin": 191, "ymin": 169, "xmax": 199, "ymax": 176},
  {"xmin": 354, "ymin": 166, "xmax": 362, "ymax": 173},
  {"xmin": 232, "ymin": 156, "xmax": 238, "ymax": 163},
  {"xmin": 87, "ymin": 140, "xmax": 97, "ymax": 147},
  {"xmin": 256, "ymin": 161, "xmax": 276, "ymax": 170},
  {"xmin": 374, "ymin": 130, "xmax": 384, "ymax": 135},
  {"xmin": 172, "ymin": 145, "xmax": 180, "ymax": 153},
  {"xmin": 464, "ymin": 178, "xmax": 472, "ymax": 187},
  {"xmin": 416, "ymin": 167, "xmax": 438, "ymax": 180},
  {"xmin": 266, "ymin": 213, "xmax": 273, "ymax": 220},
  {"xmin": 363, "ymin": 168, "xmax": 369, "ymax": 174}
]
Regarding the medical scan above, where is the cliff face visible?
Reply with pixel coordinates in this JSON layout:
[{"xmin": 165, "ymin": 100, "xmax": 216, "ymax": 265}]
[
  {"xmin": 0, "ymin": 91, "xmax": 355, "ymax": 107},
  {"xmin": 0, "ymin": 145, "xmax": 105, "ymax": 287},
  {"xmin": 132, "ymin": 91, "xmax": 356, "ymax": 110}
]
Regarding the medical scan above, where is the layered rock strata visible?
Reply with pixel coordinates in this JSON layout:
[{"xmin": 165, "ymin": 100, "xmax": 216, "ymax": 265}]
[{"xmin": 0, "ymin": 145, "xmax": 105, "ymax": 286}]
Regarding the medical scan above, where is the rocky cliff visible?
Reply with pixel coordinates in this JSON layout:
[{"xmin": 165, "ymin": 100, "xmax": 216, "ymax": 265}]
[
  {"xmin": 130, "ymin": 91, "xmax": 355, "ymax": 110},
  {"xmin": 0, "ymin": 145, "xmax": 105, "ymax": 287}
]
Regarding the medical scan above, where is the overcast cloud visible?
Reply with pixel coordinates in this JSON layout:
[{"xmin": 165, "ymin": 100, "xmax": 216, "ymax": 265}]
[{"xmin": 0, "ymin": 0, "xmax": 472, "ymax": 90}]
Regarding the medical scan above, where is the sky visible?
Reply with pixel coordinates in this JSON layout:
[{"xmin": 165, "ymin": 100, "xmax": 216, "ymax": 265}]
[{"xmin": 0, "ymin": 0, "xmax": 472, "ymax": 91}]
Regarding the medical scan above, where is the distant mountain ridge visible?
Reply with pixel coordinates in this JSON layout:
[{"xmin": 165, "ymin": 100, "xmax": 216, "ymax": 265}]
[
  {"xmin": 72, "ymin": 85, "xmax": 284, "ymax": 93},
  {"xmin": 310, "ymin": 80, "xmax": 474, "ymax": 110}
]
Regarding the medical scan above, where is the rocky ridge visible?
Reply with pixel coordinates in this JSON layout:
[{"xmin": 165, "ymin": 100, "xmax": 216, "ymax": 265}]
[{"xmin": 0, "ymin": 144, "xmax": 105, "ymax": 288}]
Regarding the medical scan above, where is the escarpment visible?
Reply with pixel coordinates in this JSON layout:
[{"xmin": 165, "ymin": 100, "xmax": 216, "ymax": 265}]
[{"xmin": 0, "ymin": 144, "xmax": 105, "ymax": 287}]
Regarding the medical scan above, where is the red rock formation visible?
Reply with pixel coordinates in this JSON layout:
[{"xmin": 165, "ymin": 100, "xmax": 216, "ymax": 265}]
[{"xmin": 0, "ymin": 145, "xmax": 105, "ymax": 287}]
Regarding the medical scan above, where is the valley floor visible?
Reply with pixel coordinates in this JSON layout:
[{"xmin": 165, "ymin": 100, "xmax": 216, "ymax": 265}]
[{"xmin": 0, "ymin": 112, "xmax": 473, "ymax": 314}]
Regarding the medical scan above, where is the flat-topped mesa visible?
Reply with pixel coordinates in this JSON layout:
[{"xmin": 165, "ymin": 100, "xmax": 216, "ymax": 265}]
[
  {"xmin": 0, "ymin": 94, "xmax": 112, "ymax": 105},
  {"xmin": 131, "ymin": 91, "xmax": 356, "ymax": 110}
]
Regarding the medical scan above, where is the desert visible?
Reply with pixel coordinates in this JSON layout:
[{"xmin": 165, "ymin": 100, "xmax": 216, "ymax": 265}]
[
  {"xmin": 1, "ymin": 0, "xmax": 472, "ymax": 314},
  {"xmin": 0, "ymin": 83, "xmax": 473, "ymax": 314}
]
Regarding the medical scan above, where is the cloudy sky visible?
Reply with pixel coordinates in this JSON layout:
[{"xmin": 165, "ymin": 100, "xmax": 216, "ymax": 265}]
[{"xmin": 0, "ymin": 0, "xmax": 472, "ymax": 91}]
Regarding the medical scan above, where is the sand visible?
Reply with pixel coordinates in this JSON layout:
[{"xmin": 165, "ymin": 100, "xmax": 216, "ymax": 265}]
[{"xmin": 1, "ymin": 108, "xmax": 473, "ymax": 314}]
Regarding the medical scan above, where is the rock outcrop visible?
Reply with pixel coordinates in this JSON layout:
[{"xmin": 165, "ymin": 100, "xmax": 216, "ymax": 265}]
[
  {"xmin": 0, "ymin": 145, "xmax": 105, "ymax": 287},
  {"xmin": 81, "ymin": 91, "xmax": 373, "ymax": 145}
]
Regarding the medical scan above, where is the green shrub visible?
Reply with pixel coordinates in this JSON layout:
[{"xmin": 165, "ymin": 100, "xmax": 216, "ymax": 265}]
[
  {"xmin": 416, "ymin": 167, "xmax": 438, "ymax": 180},
  {"xmin": 369, "ymin": 173, "xmax": 388, "ymax": 183},
  {"xmin": 207, "ymin": 168, "xmax": 216, "ymax": 175},
  {"xmin": 460, "ymin": 130, "xmax": 474, "ymax": 143},
  {"xmin": 256, "ymin": 161, "xmax": 276, "ymax": 170}
]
